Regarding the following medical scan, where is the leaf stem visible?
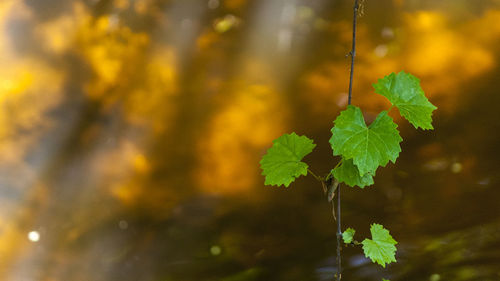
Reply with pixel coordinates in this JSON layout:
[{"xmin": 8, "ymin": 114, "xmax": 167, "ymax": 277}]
[
  {"xmin": 334, "ymin": 159, "xmax": 343, "ymax": 170},
  {"xmin": 346, "ymin": 240, "xmax": 362, "ymax": 246},
  {"xmin": 353, "ymin": 240, "xmax": 362, "ymax": 246},
  {"xmin": 307, "ymin": 168, "xmax": 323, "ymax": 182}
]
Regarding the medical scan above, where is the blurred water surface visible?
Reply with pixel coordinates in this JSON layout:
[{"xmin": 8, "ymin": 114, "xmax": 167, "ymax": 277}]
[{"xmin": 1, "ymin": 0, "xmax": 500, "ymax": 280}]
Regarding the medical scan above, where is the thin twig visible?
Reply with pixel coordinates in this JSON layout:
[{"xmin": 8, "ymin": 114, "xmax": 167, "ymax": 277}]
[{"xmin": 336, "ymin": 0, "xmax": 359, "ymax": 280}]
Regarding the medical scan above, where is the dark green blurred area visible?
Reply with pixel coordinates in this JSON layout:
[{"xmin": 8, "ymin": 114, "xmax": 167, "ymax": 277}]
[{"xmin": 0, "ymin": 0, "xmax": 499, "ymax": 280}]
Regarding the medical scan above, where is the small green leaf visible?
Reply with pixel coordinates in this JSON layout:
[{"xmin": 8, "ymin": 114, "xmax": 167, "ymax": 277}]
[
  {"xmin": 373, "ymin": 71, "xmax": 437, "ymax": 130},
  {"xmin": 342, "ymin": 228, "xmax": 356, "ymax": 244},
  {"xmin": 362, "ymin": 224, "xmax": 398, "ymax": 268},
  {"xmin": 382, "ymin": 279, "xmax": 390, "ymax": 281},
  {"xmin": 260, "ymin": 133, "xmax": 316, "ymax": 187},
  {"xmin": 333, "ymin": 158, "xmax": 374, "ymax": 188},
  {"xmin": 330, "ymin": 106, "xmax": 402, "ymax": 176}
]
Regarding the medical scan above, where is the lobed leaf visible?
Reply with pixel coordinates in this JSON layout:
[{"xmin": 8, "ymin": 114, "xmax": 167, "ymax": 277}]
[
  {"xmin": 332, "ymin": 158, "xmax": 374, "ymax": 188},
  {"xmin": 330, "ymin": 106, "xmax": 402, "ymax": 176},
  {"xmin": 260, "ymin": 133, "xmax": 316, "ymax": 187},
  {"xmin": 342, "ymin": 228, "xmax": 356, "ymax": 244},
  {"xmin": 362, "ymin": 224, "xmax": 398, "ymax": 268},
  {"xmin": 373, "ymin": 71, "xmax": 437, "ymax": 130}
]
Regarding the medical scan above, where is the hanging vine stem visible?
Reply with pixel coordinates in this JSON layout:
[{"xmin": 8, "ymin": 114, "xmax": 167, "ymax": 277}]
[
  {"xmin": 347, "ymin": 0, "xmax": 359, "ymax": 106},
  {"xmin": 336, "ymin": 0, "xmax": 359, "ymax": 280}
]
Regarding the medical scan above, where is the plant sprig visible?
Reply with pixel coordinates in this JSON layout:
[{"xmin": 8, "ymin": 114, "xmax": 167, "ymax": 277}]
[{"xmin": 259, "ymin": 71, "xmax": 437, "ymax": 270}]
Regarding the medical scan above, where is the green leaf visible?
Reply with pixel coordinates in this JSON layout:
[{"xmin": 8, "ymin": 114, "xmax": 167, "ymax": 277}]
[
  {"xmin": 260, "ymin": 133, "xmax": 316, "ymax": 187},
  {"xmin": 330, "ymin": 106, "xmax": 402, "ymax": 176},
  {"xmin": 382, "ymin": 279, "xmax": 390, "ymax": 281},
  {"xmin": 333, "ymin": 158, "xmax": 374, "ymax": 188},
  {"xmin": 342, "ymin": 228, "xmax": 356, "ymax": 244},
  {"xmin": 373, "ymin": 71, "xmax": 437, "ymax": 130},
  {"xmin": 362, "ymin": 224, "xmax": 398, "ymax": 268}
]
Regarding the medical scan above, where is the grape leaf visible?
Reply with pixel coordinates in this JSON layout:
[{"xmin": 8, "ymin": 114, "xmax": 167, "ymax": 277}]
[
  {"xmin": 362, "ymin": 224, "xmax": 397, "ymax": 268},
  {"xmin": 333, "ymin": 158, "xmax": 374, "ymax": 188},
  {"xmin": 330, "ymin": 106, "xmax": 402, "ymax": 176},
  {"xmin": 373, "ymin": 71, "xmax": 437, "ymax": 130},
  {"xmin": 260, "ymin": 133, "xmax": 316, "ymax": 187},
  {"xmin": 342, "ymin": 228, "xmax": 356, "ymax": 244}
]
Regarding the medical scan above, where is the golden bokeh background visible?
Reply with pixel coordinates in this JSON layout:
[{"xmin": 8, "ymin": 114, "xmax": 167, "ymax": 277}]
[{"xmin": 1, "ymin": 0, "xmax": 500, "ymax": 280}]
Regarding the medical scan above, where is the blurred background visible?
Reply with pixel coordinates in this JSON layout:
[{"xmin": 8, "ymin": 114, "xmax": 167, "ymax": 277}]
[{"xmin": 1, "ymin": 0, "xmax": 500, "ymax": 280}]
